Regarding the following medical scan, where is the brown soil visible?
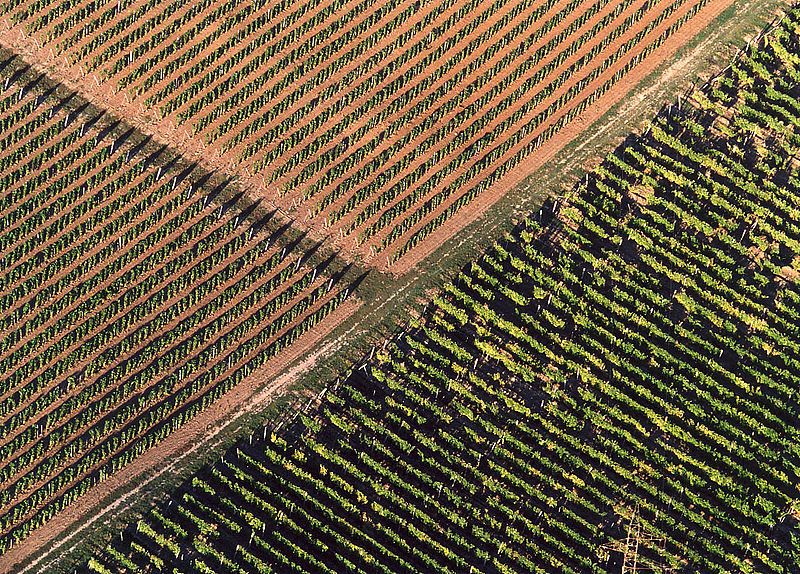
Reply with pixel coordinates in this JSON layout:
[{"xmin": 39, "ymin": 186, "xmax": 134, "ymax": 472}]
[
  {"xmin": 387, "ymin": 0, "xmax": 734, "ymax": 274},
  {"xmin": 305, "ymin": 0, "xmax": 620, "ymax": 235},
  {"xmin": 275, "ymin": 0, "xmax": 703, "ymax": 265},
  {"xmin": 0, "ymin": 295, "xmax": 362, "ymax": 574},
  {"xmin": 116, "ymin": 0, "xmax": 246, "ymax": 92},
  {"xmin": 778, "ymin": 265, "xmax": 800, "ymax": 282},
  {"xmin": 0, "ymin": 9, "xmax": 370, "ymax": 561},
  {"xmin": 353, "ymin": 0, "xmax": 644, "ymax": 256}
]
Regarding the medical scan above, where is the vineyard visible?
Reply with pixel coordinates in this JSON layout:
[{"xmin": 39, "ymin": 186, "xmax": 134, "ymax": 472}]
[
  {"xmin": 87, "ymin": 9, "xmax": 800, "ymax": 573},
  {"xmin": 0, "ymin": 57, "xmax": 359, "ymax": 557},
  {"xmin": 0, "ymin": 0, "xmax": 729, "ymax": 270}
]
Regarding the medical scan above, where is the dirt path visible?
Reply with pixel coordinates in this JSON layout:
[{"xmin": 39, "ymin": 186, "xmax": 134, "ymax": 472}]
[
  {"xmin": 387, "ymin": 0, "xmax": 735, "ymax": 274},
  {"xmin": 0, "ymin": 95, "xmax": 357, "ymax": 530},
  {"xmin": 0, "ymin": 294, "xmax": 362, "ymax": 574}
]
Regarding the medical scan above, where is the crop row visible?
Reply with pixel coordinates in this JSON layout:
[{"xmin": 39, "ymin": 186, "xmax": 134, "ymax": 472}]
[
  {"xmin": 0, "ymin": 63, "xmax": 354, "ymax": 553},
  {"xmin": 2, "ymin": 0, "xmax": 717, "ymax": 267},
  {"xmin": 390, "ymin": 0, "xmax": 710, "ymax": 263},
  {"xmin": 89, "ymin": 10, "xmax": 800, "ymax": 573}
]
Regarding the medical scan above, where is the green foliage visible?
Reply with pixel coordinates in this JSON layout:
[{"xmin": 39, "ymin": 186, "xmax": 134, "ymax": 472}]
[{"xmin": 87, "ymin": 7, "xmax": 800, "ymax": 573}]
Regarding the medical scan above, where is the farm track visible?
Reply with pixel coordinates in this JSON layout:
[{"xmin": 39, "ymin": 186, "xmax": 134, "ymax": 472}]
[
  {"xmin": 82, "ymin": 16, "xmax": 800, "ymax": 564},
  {"xmin": 387, "ymin": 0, "xmax": 742, "ymax": 273},
  {"xmin": 0, "ymin": 24, "xmax": 237, "ymax": 204},
  {"xmin": 0, "ymin": 244, "xmax": 354, "ymax": 551},
  {"xmin": 240, "ymin": 0, "xmax": 719, "ymax": 263}
]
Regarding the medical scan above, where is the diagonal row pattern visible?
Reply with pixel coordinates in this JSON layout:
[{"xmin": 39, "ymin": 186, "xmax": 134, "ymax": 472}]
[
  {"xmin": 89, "ymin": 10, "xmax": 800, "ymax": 573},
  {"xmin": 0, "ymin": 60, "xmax": 357, "ymax": 554},
  {"xmin": 0, "ymin": 0, "xmax": 727, "ymax": 269}
]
